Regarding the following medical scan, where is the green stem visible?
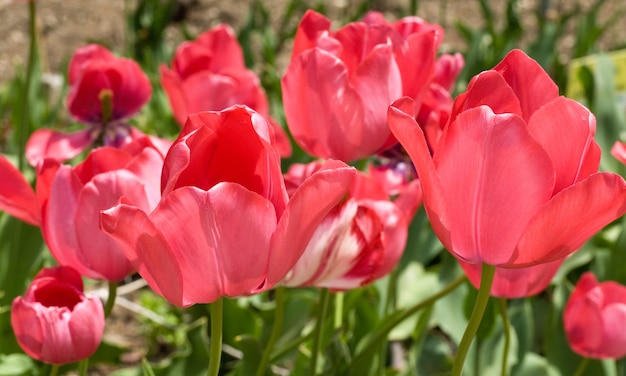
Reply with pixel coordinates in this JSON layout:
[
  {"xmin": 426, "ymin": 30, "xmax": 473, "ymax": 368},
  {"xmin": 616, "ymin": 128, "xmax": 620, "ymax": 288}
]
[
  {"xmin": 78, "ymin": 358, "xmax": 89, "ymax": 376},
  {"xmin": 498, "ymin": 298, "xmax": 510, "ymax": 376},
  {"xmin": 573, "ymin": 357, "xmax": 590, "ymax": 376},
  {"xmin": 350, "ymin": 274, "xmax": 467, "ymax": 367},
  {"xmin": 256, "ymin": 288, "xmax": 286, "ymax": 376},
  {"xmin": 309, "ymin": 288, "xmax": 331, "ymax": 376},
  {"xmin": 451, "ymin": 264, "xmax": 496, "ymax": 376},
  {"xmin": 208, "ymin": 298, "xmax": 223, "ymax": 376},
  {"xmin": 379, "ymin": 270, "xmax": 399, "ymax": 373},
  {"xmin": 49, "ymin": 365, "xmax": 59, "ymax": 376},
  {"xmin": 19, "ymin": 0, "xmax": 37, "ymax": 171},
  {"xmin": 103, "ymin": 282, "xmax": 118, "ymax": 318},
  {"xmin": 334, "ymin": 292, "xmax": 344, "ymax": 330}
]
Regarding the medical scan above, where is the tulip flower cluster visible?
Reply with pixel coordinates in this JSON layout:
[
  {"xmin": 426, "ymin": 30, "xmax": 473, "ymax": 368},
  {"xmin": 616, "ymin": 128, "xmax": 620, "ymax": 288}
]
[{"xmin": 3, "ymin": 5, "xmax": 626, "ymax": 375}]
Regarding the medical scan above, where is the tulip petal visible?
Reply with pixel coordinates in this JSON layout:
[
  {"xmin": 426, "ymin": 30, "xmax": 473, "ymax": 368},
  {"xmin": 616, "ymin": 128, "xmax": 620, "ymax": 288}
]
[
  {"xmin": 388, "ymin": 97, "xmax": 452, "ymax": 251},
  {"xmin": 436, "ymin": 106, "xmax": 555, "ymax": 264},
  {"xmin": 282, "ymin": 48, "xmax": 369, "ymax": 161},
  {"xmin": 25, "ymin": 128, "xmax": 96, "ymax": 167},
  {"xmin": 75, "ymin": 171, "xmax": 150, "ymax": 281},
  {"xmin": 0, "ymin": 156, "xmax": 40, "ymax": 225},
  {"xmin": 103, "ymin": 184, "xmax": 277, "ymax": 306},
  {"xmin": 291, "ymin": 10, "xmax": 332, "ymax": 59},
  {"xmin": 512, "ymin": 173, "xmax": 626, "ymax": 266},
  {"xmin": 528, "ymin": 97, "xmax": 600, "ymax": 193},
  {"xmin": 493, "ymin": 49, "xmax": 559, "ymax": 122},
  {"xmin": 266, "ymin": 160, "xmax": 355, "ymax": 287},
  {"xmin": 43, "ymin": 166, "xmax": 95, "ymax": 279}
]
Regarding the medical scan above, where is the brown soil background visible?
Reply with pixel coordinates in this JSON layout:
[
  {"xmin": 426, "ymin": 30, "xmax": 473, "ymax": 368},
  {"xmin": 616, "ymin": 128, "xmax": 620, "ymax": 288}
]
[{"xmin": 1, "ymin": 0, "xmax": 625, "ymax": 85}]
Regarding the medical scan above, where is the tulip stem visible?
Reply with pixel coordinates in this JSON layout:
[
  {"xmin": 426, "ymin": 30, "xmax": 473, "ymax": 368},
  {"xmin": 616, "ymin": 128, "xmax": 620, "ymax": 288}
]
[
  {"xmin": 573, "ymin": 357, "xmax": 590, "ymax": 376},
  {"xmin": 49, "ymin": 365, "xmax": 59, "ymax": 376},
  {"xmin": 78, "ymin": 358, "xmax": 88, "ymax": 376},
  {"xmin": 103, "ymin": 282, "xmax": 118, "ymax": 318},
  {"xmin": 334, "ymin": 292, "xmax": 344, "ymax": 330},
  {"xmin": 256, "ymin": 287, "xmax": 285, "ymax": 376},
  {"xmin": 208, "ymin": 298, "xmax": 223, "ymax": 376},
  {"xmin": 498, "ymin": 298, "xmax": 510, "ymax": 376},
  {"xmin": 451, "ymin": 263, "xmax": 496, "ymax": 376},
  {"xmin": 309, "ymin": 288, "xmax": 331, "ymax": 376}
]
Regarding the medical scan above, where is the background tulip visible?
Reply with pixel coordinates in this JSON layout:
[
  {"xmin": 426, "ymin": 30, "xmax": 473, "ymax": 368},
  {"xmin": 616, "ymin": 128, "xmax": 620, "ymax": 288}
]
[
  {"xmin": 39, "ymin": 136, "xmax": 165, "ymax": 281},
  {"xmin": 101, "ymin": 106, "xmax": 355, "ymax": 307},
  {"xmin": 564, "ymin": 272, "xmax": 626, "ymax": 359},
  {"xmin": 11, "ymin": 266, "xmax": 104, "ymax": 365},
  {"xmin": 459, "ymin": 258, "xmax": 564, "ymax": 299},
  {"xmin": 281, "ymin": 10, "xmax": 442, "ymax": 162},
  {"xmin": 26, "ymin": 44, "xmax": 152, "ymax": 166},
  {"xmin": 388, "ymin": 49, "xmax": 626, "ymax": 268},
  {"xmin": 282, "ymin": 164, "xmax": 410, "ymax": 289}
]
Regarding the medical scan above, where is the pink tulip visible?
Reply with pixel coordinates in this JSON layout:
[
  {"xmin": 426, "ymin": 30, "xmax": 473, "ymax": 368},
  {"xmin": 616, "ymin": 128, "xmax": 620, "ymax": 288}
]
[
  {"xmin": 160, "ymin": 25, "xmax": 291, "ymax": 156},
  {"xmin": 564, "ymin": 272, "xmax": 626, "ymax": 359},
  {"xmin": 39, "ymin": 135, "xmax": 165, "ymax": 281},
  {"xmin": 388, "ymin": 49, "xmax": 626, "ymax": 267},
  {"xmin": 281, "ymin": 164, "xmax": 410, "ymax": 289},
  {"xmin": 611, "ymin": 141, "xmax": 626, "ymax": 165},
  {"xmin": 11, "ymin": 266, "xmax": 104, "ymax": 365},
  {"xmin": 101, "ymin": 106, "xmax": 355, "ymax": 307},
  {"xmin": 281, "ymin": 10, "xmax": 442, "ymax": 162},
  {"xmin": 459, "ymin": 258, "xmax": 564, "ymax": 298},
  {"xmin": 26, "ymin": 44, "xmax": 152, "ymax": 166}
]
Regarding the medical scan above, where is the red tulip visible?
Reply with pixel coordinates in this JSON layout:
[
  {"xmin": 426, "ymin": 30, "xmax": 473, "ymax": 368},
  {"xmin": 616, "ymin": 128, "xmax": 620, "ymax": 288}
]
[
  {"xmin": 459, "ymin": 258, "xmax": 564, "ymax": 298},
  {"xmin": 39, "ymin": 135, "xmax": 165, "ymax": 281},
  {"xmin": 101, "ymin": 106, "xmax": 355, "ymax": 307},
  {"xmin": 26, "ymin": 44, "xmax": 152, "ymax": 166},
  {"xmin": 11, "ymin": 266, "xmax": 104, "ymax": 365},
  {"xmin": 160, "ymin": 25, "xmax": 291, "ymax": 156},
  {"xmin": 281, "ymin": 164, "xmax": 410, "ymax": 289},
  {"xmin": 281, "ymin": 10, "xmax": 442, "ymax": 162},
  {"xmin": 0, "ymin": 156, "xmax": 40, "ymax": 225},
  {"xmin": 388, "ymin": 49, "xmax": 626, "ymax": 267},
  {"xmin": 564, "ymin": 272, "xmax": 626, "ymax": 359}
]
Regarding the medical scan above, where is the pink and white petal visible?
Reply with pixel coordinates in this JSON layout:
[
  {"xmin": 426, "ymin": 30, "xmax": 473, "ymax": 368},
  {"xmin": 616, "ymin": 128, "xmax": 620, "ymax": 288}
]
[
  {"xmin": 0, "ymin": 155, "xmax": 40, "ymax": 225},
  {"xmin": 493, "ymin": 49, "xmax": 559, "ymax": 122},
  {"xmin": 388, "ymin": 97, "xmax": 452, "ymax": 252},
  {"xmin": 436, "ymin": 106, "xmax": 555, "ymax": 264},
  {"xmin": 75, "ymin": 171, "xmax": 150, "ymax": 281},
  {"xmin": 26, "ymin": 129, "xmax": 96, "ymax": 167},
  {"xmin": 512, "ymin": 172, "xmax": 626, "ymax": 266},
  {"xmin": 528, "ymin": 97, "xmax": 600, "ymax": 192},
  {"xmin": 266, "ymin": 160, "xmax": 356, "ymax": 288},
  {"xmin": 148, "ymin": 184, "xmax": 276, "ymax": 304}
]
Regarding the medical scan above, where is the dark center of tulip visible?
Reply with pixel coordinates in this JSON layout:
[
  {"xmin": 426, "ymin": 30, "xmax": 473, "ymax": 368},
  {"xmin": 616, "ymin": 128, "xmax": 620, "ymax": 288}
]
[{"xmin": 34, "ymin": 280, "xmax": 83, "ymax": 310}]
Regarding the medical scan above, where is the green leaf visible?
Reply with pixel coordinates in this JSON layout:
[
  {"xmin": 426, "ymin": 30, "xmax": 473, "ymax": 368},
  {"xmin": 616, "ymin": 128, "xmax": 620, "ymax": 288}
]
[
  {"xmin": 232, "ymin": 335, "xmax": 262, "ymax": 376},
  {"xmin": 0, "ymin": 354, "xmax": 35, "ymax": 376}
]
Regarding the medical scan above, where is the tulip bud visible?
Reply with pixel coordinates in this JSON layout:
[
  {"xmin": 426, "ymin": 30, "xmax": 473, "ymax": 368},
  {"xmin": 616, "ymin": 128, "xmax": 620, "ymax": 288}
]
[{"xmin": 11, "ymin": 266, "xmax": 105, "ymax": 365}]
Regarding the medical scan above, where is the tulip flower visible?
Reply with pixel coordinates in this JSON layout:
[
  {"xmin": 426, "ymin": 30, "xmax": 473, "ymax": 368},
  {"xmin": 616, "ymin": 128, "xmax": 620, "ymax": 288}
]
[
  {"xmin": 37, "ymin": 135, "xmax": 166, "ymax": 282},
  {"xmin": 281, "ymin": 164, "xmax": 411, "ymax": 289},
  {"xmin": 101, "ymin": 106, "xmax": 355, "ymax": 307},
  {"xmin": 281, "ymin": 10, "xmax": 442, "ymax": 162},
  {"xmin": 458, "ymin": 258, "xmax": 564, "ymax": 298},
  {"xmin": 11, "ymin": 266, "xmax": 105, "ymax": 365},
  {"xmin": 388, "ymin": 49, "xmax": 626, "ymax": 267},
  {"xmin": 564, "ymin": 272, "xmax": 626, "ymax": 359},
  {"xmin": 26, "ymin": 44, "xmax": 153, "ymax": 166},
  {"xmin": 0, "ymin": 155, "xmax": 40, "ymax": 225},
  {"xmin": 160, "ymin": 25, "xmax": 291, "ymax": 156}
]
